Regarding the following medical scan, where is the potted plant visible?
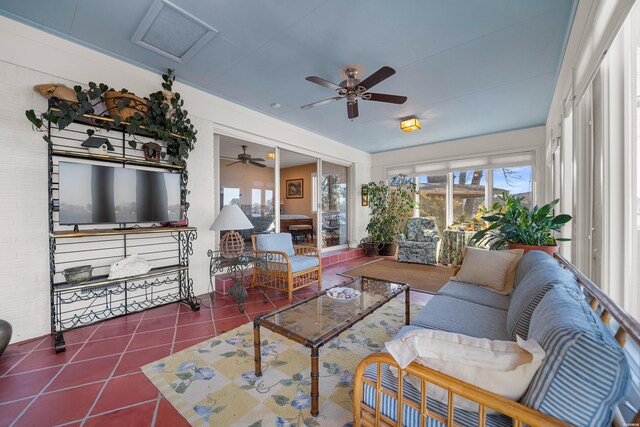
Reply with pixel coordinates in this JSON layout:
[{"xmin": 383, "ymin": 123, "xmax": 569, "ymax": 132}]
[
  {"xmin": 471, "ymin": 193, "xmax": 572, "ymax": 254},
  {"xmin": 25, "ymin": 69, "xmax": 197, "ymax": 166},
  {"xmin": 364, "ymin": 175, "xmax": 418, "ymax": 256}
]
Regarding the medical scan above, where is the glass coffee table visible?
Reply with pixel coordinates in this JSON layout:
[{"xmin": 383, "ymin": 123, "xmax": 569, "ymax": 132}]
[{"xmin": 253, "ymin": 276, "xmax": 410, "ymax": 416}]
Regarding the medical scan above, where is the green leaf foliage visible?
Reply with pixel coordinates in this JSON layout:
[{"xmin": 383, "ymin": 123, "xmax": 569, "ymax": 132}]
[
  {"xmin": 471, "ymin": 193, "xmax": 572, "ymax": 249},
  {"xmin": 364, "ymin": 174, "xmax": 418, "ymax": 244},
  {"xmin": 24, "ymin": 68, "xmax": 196, "ymax": 167}
]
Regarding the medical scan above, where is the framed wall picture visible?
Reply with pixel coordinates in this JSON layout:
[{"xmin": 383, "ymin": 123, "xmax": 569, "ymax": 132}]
[{"xmin": 286, "ymin": 179, "xmax": 304, "ymax": 199}]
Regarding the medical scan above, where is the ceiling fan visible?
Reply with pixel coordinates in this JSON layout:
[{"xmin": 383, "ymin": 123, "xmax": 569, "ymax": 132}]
[
  {"xmin": 301, "ymin": 65, "xmax": 407, "ymax": 119},
  {"xmin": 224, "ymin": 145, "xmax": 266, "ymax": 168}
]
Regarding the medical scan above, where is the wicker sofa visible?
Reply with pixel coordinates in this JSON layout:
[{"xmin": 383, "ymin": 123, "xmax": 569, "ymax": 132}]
[{"xmin": 353, "ymin": 251, "xmax": 639, "ymax": 427}]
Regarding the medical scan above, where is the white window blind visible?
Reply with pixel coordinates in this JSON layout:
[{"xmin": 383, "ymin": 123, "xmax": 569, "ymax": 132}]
[{"xmin": 385, "ymin": 151, "xmax": 536, "ymax": 179}]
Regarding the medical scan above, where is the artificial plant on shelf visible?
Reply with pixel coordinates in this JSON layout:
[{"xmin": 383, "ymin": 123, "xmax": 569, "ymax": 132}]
[
  {"xmin": 364, "ymin": 175, "xmax": 418, "ymax": 255},
  {"xmin": 470, "ymin": 193, "xmax": 571, "ymax": 254},
  {"xmin": 127, "ymin": 70, "xmax": 197, "ymax": 166},
  {"xmin": 25, "ymin": 69, "xmax": 197, "ymax": 166}
]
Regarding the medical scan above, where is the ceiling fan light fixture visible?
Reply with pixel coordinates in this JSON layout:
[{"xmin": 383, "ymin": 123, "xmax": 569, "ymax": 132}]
[
  {"xmin": 265, "ymin": 151, "xmax": 276, "ymax": 160},
  {"xmin": 400, "ymin": 117, "xmax": 421, "ymax": 133}
]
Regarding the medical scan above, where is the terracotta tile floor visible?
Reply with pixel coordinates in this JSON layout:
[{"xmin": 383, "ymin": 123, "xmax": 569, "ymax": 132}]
[{"xmin": 0, "ymin": 256, "xmax": 433, "ymax": 426}]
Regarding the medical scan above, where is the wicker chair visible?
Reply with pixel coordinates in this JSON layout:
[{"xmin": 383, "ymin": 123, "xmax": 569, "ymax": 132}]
[{"xmin": 250, "ymin": 233, "xmax": 321, "ymax": 300}]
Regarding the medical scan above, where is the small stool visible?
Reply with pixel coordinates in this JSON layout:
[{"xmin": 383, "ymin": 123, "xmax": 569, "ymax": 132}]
[{"xmin": 289, "ymin": 224, "xmax": 313, "ymax": 242}]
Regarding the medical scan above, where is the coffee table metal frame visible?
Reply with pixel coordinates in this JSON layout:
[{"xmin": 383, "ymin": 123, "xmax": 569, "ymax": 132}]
[{"xmin": 253, "ymin": 276, "xmax": 410, "ymax": 416}]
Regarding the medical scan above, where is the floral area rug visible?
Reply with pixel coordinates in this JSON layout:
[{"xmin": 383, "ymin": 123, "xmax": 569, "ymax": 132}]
[{"xmin": 142, "ymin": 300, "xmax": 420, "ymax": 426}]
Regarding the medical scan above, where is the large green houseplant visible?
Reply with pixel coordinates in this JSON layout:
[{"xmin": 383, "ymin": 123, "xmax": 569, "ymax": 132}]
[
  {"xmin": 364, "ymin": 175, "xmax": 417, "ymax": 256},
  {"xmin": 25, "ymin": 69, "xmax": 196, "ymax": 166},
  {"xmin": 471, "ymin": 193, "xmax": 571, "ymax": 254}
]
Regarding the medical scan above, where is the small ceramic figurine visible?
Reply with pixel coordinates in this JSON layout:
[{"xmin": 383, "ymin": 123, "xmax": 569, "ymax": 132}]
[{"xmin": 108, "ymin": 254, "xmax": 151, "ymax": 280}]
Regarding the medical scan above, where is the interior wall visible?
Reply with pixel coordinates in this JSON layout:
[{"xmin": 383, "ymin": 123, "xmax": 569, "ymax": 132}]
[
  {"xmin": 0, "ymin": 17, "xmax": 371, "ymax": 344},
  {"xmin": 371, "ymin": 126, "xmax": 546, "ymax": 204},
  {"xmin": 280, "ymin": 163, "xmax": 317, "ymax": 229}
]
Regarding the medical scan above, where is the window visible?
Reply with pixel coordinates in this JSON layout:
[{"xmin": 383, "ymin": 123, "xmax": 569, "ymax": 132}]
[
  {"xmin": 222, "ymin": 187, "xmax": 240, "ymax": 206},
  {"xmin": 452, "ymin": 170, "xmax": 486, "ymax": 223},
  {"xmin": 311, "ymin": 173, "xmax": 318, "ymax": 212},
  {"xmin": 418, "ymin": 175, "xmax": 447, "ymax": 232},
  {"xmin": 412, "ymin": 161, "xmax": 533, "ymax": 232},
  {"xmin": 492, "ymin": 166, "xmax": 533, "ymax": 207},
  {"xmin": 251, "ymin": 189, "xmax": 262, "ymax": 217}
]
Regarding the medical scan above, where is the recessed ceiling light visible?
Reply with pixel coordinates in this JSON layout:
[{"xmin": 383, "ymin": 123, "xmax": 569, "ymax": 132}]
[
  {"xmin": 270, "ymin": 103, "xmax": 281, "ymax": 109},
  {"xmin": 400, "ymin": 117, "xmax": 421, "ymax": 132}
]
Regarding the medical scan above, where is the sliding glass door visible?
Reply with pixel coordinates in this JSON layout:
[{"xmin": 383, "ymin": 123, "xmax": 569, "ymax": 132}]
[
  {"xmin": 321, "ymin": 161, "xmax": 348, "ymax": 249},
  {"xmin": 219, "ymin": 137, "xmax": 275, "ymax": 254}
]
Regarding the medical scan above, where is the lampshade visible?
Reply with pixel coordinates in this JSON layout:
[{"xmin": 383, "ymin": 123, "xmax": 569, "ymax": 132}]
[
  {"xmin": 400, "ymin": 117, "xmax": 421, "ymax": 132},
  {"xmin": 210, "ymin": 204, "xmax": 254, "ymax": 231}
]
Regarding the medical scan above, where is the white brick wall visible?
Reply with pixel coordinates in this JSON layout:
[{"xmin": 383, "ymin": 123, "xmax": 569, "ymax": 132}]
[
  {"xmin": 0, "ymin": 62, "xmax": 216, "ymax": 343},
  {"xmin": 0, "ymin": 17, "xmax": 372, "ymax": 344},
  {"xmin": 0, "ymin": 62, "xmax": 55, "ymax": 343}
]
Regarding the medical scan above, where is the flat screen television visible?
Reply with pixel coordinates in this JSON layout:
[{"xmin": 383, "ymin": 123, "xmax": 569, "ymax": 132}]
[{"xmin": 58, "ymin": 161, "xmax": 181, "ymax": 225}]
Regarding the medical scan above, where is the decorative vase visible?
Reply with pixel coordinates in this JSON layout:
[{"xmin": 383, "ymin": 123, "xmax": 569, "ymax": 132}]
[
  {"xmin": 360, "ymin": 240, "xmax": 382, "ymax": 257},
  {"xmin": 0, "ymin": 319, "xmax": 12, "ymax": 356},
  {"xmin": 104, "ymin": 91, "xmax": 149, "ymax": 121},
  {"xmin": 379, "ymin": 243, "xmax": 398, "ymax": 256},
  {"xmin": 142, "ymin": 142, "xmax": 162, "ymax": 162},
  {"xmin": 508, "ymin": 242, "xmax": 558, "ymax": 255}
]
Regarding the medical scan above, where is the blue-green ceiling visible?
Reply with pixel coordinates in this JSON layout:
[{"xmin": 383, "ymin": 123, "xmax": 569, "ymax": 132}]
[{"xmin": 0, "ymin": 0, "xmax": 577, "ymax": 153}]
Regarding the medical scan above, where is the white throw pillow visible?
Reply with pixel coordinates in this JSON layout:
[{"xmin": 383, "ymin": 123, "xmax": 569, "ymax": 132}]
[
  {"xmin": 385, "ymin": 329, "xmax": 545, "ymax": 413},
  {"xmin": 452, "ymin": 247, "xmax": 524, "ymax": 294}
]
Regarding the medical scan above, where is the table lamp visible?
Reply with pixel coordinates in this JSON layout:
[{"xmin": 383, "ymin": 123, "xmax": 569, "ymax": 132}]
[{"xmin": 210, "ymin": 204, "xmax": 254, "ymax": 258}]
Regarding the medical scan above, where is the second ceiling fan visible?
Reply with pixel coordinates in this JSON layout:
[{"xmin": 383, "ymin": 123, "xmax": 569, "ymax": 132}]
[{"xmin": 301, "ymin": 65, "xmax": 407, "ymax": 119}]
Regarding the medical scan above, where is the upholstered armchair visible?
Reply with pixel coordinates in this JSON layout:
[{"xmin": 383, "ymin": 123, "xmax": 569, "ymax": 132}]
[
  {"xmin": 251, "ymin": 233, "xmax": 321, "ymax": 299},
  {"xmin": 397, "ymin": 217, "xmax": 441, "ymax": 265}
]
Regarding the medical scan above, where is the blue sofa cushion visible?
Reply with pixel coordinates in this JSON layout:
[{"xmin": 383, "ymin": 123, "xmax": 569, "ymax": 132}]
[
  {"xmin": 255, "ymin": 233, "xmax": 295, "ymax": 256},
  {"xmin": 437, "ymin": 281, "xmax": 511, "ymax": 311},
  {"xmin": 521, "ymin": 287, "xmax": 630, "ymax": 427},
  {"xmin": 412, "ymin": 295, "xmax": 510, "ymax": 341},
  {"xmin": 514, "ymin": 250, "xmax": 555, "ymax": 288},
  {"xmin": 289, "ymin": 255, "xmax": 319, "ymax": 273},
  {"xmin": 507, "ymin": 251, "xmax": 578, "ymax": 340}
]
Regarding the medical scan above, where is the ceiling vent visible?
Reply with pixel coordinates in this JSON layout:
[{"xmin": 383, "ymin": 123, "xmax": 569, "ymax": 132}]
[{"xmin": 131, "ymin": 0, "xmax": 218, "ymax": 63}]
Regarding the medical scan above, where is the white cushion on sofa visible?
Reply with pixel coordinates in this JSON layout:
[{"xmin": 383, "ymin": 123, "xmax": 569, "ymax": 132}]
[
  {"xmin": 452, "ymin": 247, "xmax": 524, "ymax": 294},
  {"xmin": 385, "ymin": 329, "xmax": 545, "ymax": 413}
]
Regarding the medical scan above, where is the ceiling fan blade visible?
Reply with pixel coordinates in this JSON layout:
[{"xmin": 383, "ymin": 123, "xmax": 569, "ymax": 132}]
[
  {"xmin": 358, "ymin": 66, "xmax": 396, "ymax": 91},
  {"xmin": 364, "ymin": 92, "xmax": 407, "ymax": 104},
  {"xmin": 249, "ymin": 160, "xmax": 267, "ymax": 168},
  {"xmin": 347, "ymin": 101, "xmax": 359, "ymax": 119},
  {"xmin": 225, "ymin": 160, "xmax": 242, "ymax": 166},
  {"xmin": 305, "ymin": 76, "xmax": 341, "ymax": 91},
  {"xmin": 301, "ymin": 96, "xmax": 343, "ymax": 110},
  {"xmin": 251, "ymin": 158, "xmax": 265, "ymax": 162}
]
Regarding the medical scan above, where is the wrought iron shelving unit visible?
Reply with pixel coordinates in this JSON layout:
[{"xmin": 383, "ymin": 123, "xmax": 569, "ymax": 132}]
[{"xmin": 45, "ymin": 103, "xmax": 200, "ymax": 352}]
